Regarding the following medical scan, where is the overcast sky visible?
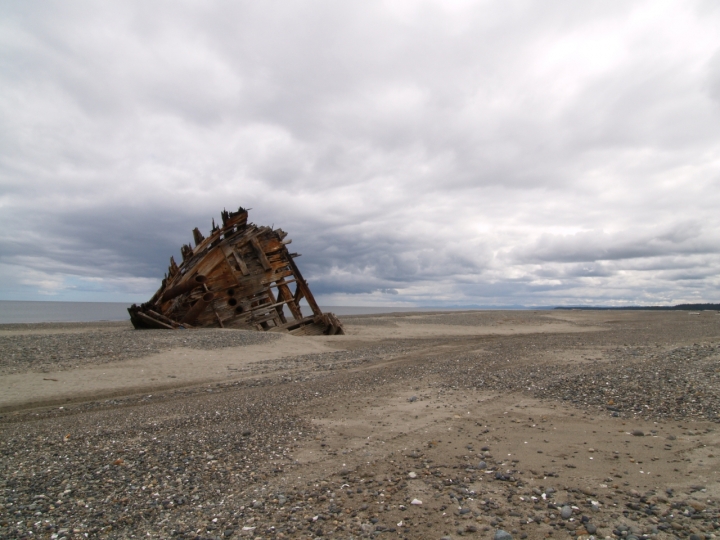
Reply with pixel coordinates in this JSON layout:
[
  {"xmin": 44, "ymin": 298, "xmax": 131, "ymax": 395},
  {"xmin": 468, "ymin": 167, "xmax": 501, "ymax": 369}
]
[{"xmin": 1, "ymin": 1, "xmax": 719, "ymax": 307}]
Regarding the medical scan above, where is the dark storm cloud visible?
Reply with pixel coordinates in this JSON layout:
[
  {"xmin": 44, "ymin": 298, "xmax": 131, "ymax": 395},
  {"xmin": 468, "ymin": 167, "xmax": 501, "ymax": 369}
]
[{"xmin": 1, "ymin": 0, "xmax": 719, "ymax": 304}]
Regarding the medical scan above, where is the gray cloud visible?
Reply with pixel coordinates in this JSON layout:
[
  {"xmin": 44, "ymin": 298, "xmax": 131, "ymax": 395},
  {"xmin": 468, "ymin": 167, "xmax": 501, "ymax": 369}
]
[
  {"xmin": 512, "ymin": 221, "xmax": 715, "ymax": 264},
  {"xmin": 708, "ymin": 49, "xmax": 720, "ymax": 106},
  {"xmin": 1, "ymin": 0, "xmax": 719, "ymax": 305}
]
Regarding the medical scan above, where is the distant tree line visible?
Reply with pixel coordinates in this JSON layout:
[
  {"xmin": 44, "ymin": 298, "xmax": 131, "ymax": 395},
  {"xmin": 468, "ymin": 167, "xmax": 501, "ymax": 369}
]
[{"xmin": 554, "ymin": 303, "xmax": 720, "ymax": 311}]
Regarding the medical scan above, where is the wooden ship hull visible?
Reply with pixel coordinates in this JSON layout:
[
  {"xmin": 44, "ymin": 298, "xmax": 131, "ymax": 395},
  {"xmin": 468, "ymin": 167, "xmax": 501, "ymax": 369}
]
[{"xmin": 128, "ymin": 207, "xmax": 343, "ymax": 335}]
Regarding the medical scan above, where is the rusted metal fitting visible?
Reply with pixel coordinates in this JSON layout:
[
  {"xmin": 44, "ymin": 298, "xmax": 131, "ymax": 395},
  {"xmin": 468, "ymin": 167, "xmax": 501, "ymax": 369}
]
[{"xmin": 181, "ymin": 292, "xmax": 215, "ymax": 324}]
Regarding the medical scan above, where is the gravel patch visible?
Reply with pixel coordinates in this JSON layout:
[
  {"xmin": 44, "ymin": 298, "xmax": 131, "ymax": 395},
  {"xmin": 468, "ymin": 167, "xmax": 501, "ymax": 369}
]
[
  {"xmin": 419, "ymin": 339, "xmax": 720, "ymax": 423},
  {"xmin": 341, "ymin": 311, "xmax": 564, "ymax": 328},
  {"xmin": 535, "ymin": 343, "xmax": 720, "ymax": 421},
  {"xmin": 339, "ymin": 317, "xmax": 400, "ymax": 327},
  {"xmin": 0, "ymin": 328, "xmax": 281, "ymax": 375},
  {"xmin": 399, "ymin": 312, "xmax": 563, "ymax": 327},
  {"xmin": 0, "ymin": 386, "xmax": 312, "ymax": 540}
]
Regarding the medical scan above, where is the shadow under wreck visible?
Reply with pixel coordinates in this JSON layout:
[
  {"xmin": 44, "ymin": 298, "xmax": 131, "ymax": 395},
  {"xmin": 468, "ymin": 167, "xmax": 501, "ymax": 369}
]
[{"xmin": 128, "ymin": 206, "xmax": 343, "ymax": 335}]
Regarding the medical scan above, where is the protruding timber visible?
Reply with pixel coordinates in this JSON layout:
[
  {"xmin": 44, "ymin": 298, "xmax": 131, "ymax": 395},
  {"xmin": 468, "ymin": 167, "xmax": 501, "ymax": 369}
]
[
  {"xmin": 128, "ymin": 206, "xmax": 344, "ymax": 335},
  {"xmin": 160, "ymin": 275, "xmax": 207, "ymax": 302}
]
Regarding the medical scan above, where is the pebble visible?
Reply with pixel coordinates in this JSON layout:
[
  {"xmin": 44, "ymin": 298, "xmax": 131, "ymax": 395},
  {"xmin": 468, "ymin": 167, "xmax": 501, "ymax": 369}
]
[
  {"xmin": 494, "ymin": 529, "xmax": 513, "ymax": 540},
  {"xmin": 560, "ymin": 505, "xmax": 573, "ymax": 519}
]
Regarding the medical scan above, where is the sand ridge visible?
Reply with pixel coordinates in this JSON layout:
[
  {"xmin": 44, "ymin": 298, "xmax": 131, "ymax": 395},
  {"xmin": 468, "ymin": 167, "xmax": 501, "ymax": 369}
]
[{"xmin": 0, "ymin": 311, "xmax": 601, "ymax": 411}]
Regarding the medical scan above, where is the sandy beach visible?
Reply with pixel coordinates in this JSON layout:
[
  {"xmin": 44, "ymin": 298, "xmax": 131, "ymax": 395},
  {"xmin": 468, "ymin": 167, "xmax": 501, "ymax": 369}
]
[{"xmin": 1, "ymin": 310, "xmax": 719, "ymax": 540}]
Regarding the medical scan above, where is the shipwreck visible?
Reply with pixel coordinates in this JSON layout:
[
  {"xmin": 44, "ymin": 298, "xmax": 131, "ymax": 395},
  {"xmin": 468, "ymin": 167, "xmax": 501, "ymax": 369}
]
[{"xmin": 128, "ymin": 207, "xmax": 344, "ymax": 335}]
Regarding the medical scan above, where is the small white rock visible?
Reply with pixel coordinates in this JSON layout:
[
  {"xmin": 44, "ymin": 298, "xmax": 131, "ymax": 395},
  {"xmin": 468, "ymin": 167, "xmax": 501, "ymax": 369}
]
[
  {"xmin": 408, "ymin": 472, "xmax": 417, "ymax": 478},
  {"xmin": 411, "ymin": 498, "xmax": 422, "ymax": 505}
]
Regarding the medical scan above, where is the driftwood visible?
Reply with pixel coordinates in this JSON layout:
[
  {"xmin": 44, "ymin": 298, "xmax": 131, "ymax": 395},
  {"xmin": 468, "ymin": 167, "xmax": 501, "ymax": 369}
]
[{"xmin": 128, "ymin": 207, "xmax": 344, "ymax": 335}]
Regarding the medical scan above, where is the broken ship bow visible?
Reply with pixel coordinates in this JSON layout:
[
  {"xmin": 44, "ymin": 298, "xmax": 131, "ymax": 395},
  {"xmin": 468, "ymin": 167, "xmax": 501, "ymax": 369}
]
[{"xmin": 128, "ymin": 207, "xmax": 343, "ymax": 335}]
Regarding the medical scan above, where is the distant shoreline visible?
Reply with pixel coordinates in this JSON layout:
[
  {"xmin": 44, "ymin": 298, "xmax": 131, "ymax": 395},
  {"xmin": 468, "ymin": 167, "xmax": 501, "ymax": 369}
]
[
  {"xmin": 3, "ymin": 299, "xmax": 717, "ymax": 325},
  {"xmin": 554, "ymin": 303, "xmax": 720, "ymax": 311}
]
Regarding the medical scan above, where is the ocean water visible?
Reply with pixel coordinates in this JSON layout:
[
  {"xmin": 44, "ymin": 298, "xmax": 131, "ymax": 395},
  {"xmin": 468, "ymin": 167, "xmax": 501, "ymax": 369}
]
[
  {"xmin": 0, "ymin": 301, "xmax": 132, "ymax": 324},
  {"xmin": 0, "ymin": 301, "xmax": 433, "ymax": 325}
]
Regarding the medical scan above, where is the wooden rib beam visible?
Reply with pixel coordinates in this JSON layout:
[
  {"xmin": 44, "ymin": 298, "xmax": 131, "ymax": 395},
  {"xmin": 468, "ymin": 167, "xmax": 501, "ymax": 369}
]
[
  {"xmin": 287, "ymin": 256, "xmax": 320, "ymax": 316},
  {"xmin": 276, "ymin": 279, "xmax": 303, "ymax": 320},
  {"xmin": 265, "ymin": 286, "xmax": 287, "ymax": 324},
  {"xmin": 250, "ymin": 237, "xmax": 272, "ymax": 270},
  {"xmin": 221, "ymin": 244, "xmax": 249, "ymax": 276}
]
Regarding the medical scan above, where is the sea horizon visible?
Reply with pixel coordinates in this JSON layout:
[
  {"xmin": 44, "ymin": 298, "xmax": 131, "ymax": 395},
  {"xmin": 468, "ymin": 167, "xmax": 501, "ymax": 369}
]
[{"xmin": 0, "ymin": 300, "xmax": 526, "ymax": 325}]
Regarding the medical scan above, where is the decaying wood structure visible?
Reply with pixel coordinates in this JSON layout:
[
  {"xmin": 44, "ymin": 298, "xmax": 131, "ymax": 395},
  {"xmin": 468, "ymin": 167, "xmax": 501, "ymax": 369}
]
[{"xmin": 128, "ymin": 207, "xmax": 343, "ymax": 335}]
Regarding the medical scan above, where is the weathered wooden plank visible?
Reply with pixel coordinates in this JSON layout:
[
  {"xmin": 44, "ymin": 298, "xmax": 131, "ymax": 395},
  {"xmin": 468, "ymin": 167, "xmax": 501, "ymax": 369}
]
[
  {"xmin": 145, "ymin": 309, "xmax": 192, "ymax": 329},
  {"xmin": 233, "ymin": 251, "xmax": 249, "ymax": 275},
  {"xmin": 270, "ymin": 315, "xmax": 316, "ymax": 332},
  {"xmin": 191, "ymin": 226, "xmax": 224, "ymax": 257},
  {"xmin": 135, "ymin": 311, "xmax": 175, "ymax": 330},
  {"xmin": 220, "ymin": 244, "xmax": 248, "ymax": 277},
  {"xmin": 250, "ymin": 237, "xmax": 272, "ymax": 270},
  {"xmin": 189, "ymin": 247, "xmax": 226, "ymax": 280},
  {"xmin": 250, "ymin": 310, "xmax": 281, "ymax": 326},
  {"xmin": 261, "ymin": 237, "xmax": 285, "ymax": 254},
  {"xmin": 263, "ymin": 271, "xmax": 294, "ymax": 285},
  {"xmin": 247, "ymin": 298, "xmax": 293, "ymax": 315}
]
